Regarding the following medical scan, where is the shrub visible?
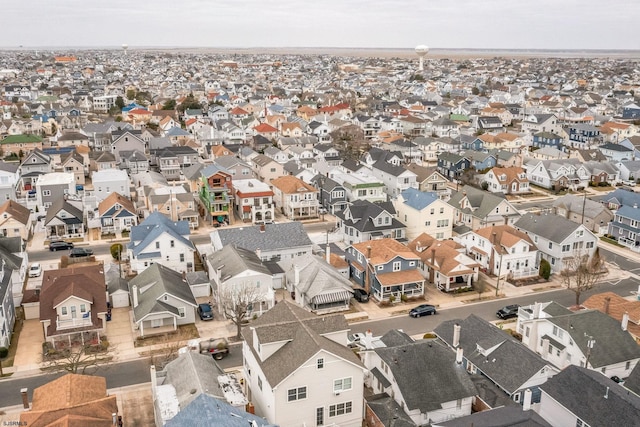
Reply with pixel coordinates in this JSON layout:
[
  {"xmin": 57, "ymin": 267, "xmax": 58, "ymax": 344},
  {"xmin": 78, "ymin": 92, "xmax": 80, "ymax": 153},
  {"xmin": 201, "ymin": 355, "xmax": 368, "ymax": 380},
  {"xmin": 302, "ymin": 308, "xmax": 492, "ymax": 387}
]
[
  {"xmin": 423, "ymin": 333, "xmax": 437, "ymax": 339},
  {"xmin": 539, "ymin": 259, "xmax": 551, "ymax": 281},
  {"xmin": 400, "ymin": 294, "xmax": 408, "ymax": 303},
  {"xmin": 110, "ymin": 244, "xmax": 124, "ymax": 260},
  {"xmin": 389, "ymin": 295, "xmax": 396, "ymax": 303},
  {"xmin": 0, "ymin": 347, "xmax": 8, "ymax": 358}
]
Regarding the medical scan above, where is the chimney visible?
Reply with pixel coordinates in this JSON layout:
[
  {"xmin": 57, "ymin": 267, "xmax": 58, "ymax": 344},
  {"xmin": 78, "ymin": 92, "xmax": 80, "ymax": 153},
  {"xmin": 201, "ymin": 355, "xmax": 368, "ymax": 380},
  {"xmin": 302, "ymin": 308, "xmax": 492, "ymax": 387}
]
[
  {"xmin": 366, "ymin": 245, "xmax": 372, "ymax": 260},
  {"xmin": 255, "ymin": 248, "xmax": 261, "ymax": 260},
  {"xmin": 132, "ymin": 285, "xmax": 138, "ymax": 308},
  {"xmin": 455, "ymin": 347, "xmax": 463, "ymax": 364},
  {"xmin": 622, "ymin": 312, "xmax": 629, "ymax": 331},
  {"xmin": 533, "ymin": 302, "xmax": 541, "ymax": 319},
  {"xmin": 453, "ymin": 323, "xmax": 461, "ymax": 348},
  {"xmin": 364, "ymin": 330, "xmax": 373, "ymax": 349},
  {"xmin": 492, "ymin": 231, "xmax": 498, "ymax": 245},
  {"xmin": 430, "ymin": 248, "xmax": 436, "ymax": 266},
  {"xmin": 294, "ymin": 264, "xmax": 300, "ymax": 286},
  {"xmin": 182, "ymin": 271, "xmax": 186, "ymax": 280},
  {"xmin": 523, "ymin": 389, "xmax": 533, "ymax": 411},
  {"xmin": 21, "ymin": 388, "xmax": 29, "ymax": 409},
  {"xmin": 603, "ymin": 297, "xmax": 611, "ymax": 314},
  {"xmin": 325, "ymin": 245, "xmax": 331, "ymax": 264},
  {"xmin": 260, "ymin": 224, "xmax": 265, "ymax": 233}
]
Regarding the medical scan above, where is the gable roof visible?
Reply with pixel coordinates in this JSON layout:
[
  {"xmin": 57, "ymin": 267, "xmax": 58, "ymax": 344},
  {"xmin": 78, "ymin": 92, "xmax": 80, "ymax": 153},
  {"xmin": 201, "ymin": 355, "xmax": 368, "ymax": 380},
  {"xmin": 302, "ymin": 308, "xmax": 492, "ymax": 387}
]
[
  {"xmin": 270, "ymin": 175, "xmax": 317, "ymax": 194},
  {"xmin": 241, "ymin": 300, "xmax": 362, "ymax": 387},
  {"xmin": 212, "ymin": 222, "xmax": 312, "ymax": 252},
  {"xmin": 0, "ymin": 199, "xmax": 31, "ymax": 225},
  {"xmin": 128, "ymin": 212, "xmax": 193, "ymax": 257},
  {"xmin": 540, "ymin": 366, "xmax": 640, "ymax": 426},
  {"xmin": 448, "ymin": 185, "xmax": 513, "ymax": 220},
  {"xmin": 207, "ymin": 245, "xmax": 270, "ymax": 281},
  {"xmin": 513, "ymin": 213, "xmax": 583, "ymax": 244},
  {"xmin": 400, "ymin": 187, "xmax": 439, "ymax": 211},
  {"xmin": 351, "ymin": 238, "xmax": 418, "ymax": 265}
]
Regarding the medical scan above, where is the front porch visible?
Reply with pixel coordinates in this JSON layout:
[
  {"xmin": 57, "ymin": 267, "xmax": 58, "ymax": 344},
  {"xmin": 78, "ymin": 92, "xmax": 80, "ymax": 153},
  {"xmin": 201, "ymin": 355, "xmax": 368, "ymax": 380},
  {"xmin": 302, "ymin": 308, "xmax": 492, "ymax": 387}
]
[
  {"xmin": 372, "ymin": 270, "xmax": 425, "ymax": 302},
  {"xmin": 435, "ymin": 272, "xmax": 475, "ymax": 292}
]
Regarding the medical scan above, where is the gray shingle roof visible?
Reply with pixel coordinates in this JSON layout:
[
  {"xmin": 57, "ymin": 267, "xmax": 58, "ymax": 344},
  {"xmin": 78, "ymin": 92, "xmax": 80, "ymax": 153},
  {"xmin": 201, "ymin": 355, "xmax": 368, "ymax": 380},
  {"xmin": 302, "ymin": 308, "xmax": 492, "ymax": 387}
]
[
  {"xmin": 164, "ymin": 394, "xmax": 276, "ymax": 427},
  {"xmin": 540, "ymin": 365, "xmax": 640, "ymax": 426},
  {"xmin": 163, "ymin": 351, "xmax": 226, "ymax": 407},
  {"xmin": 374, "ymin": 340, "xmax": 477, "ymax": 412},
  {"xmin": 514, "ymin": 213, "xmax": 582, "ymax": 244},
  {"xmin": 128, "ymin": 263, "xmax": 197, "ymax": 322},
  {"xmin": 241, "ymin": 300, "xmax": 361, "ymax": 387},
  {"xmin": 211, "ymin": 222, "xmax": 312, "ymax": 252},
  {"xmin": 208, "ymin": 245, "xmax": 270, "ymax": 281},
  {"xmin": 128, "ymin": 212, "xmax": 193, "ymax": 257},
  {"xmin": 436, "ymin": 405, "xmax": 552, "ymax": 427},
  {"xmin": 448, "ymin": 185, "xmax": 512, "ymax": 221}
]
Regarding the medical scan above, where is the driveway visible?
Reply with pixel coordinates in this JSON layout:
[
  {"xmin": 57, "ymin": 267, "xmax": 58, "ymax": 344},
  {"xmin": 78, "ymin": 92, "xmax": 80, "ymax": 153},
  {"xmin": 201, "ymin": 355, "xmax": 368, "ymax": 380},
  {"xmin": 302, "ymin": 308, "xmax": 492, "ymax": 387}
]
[
  {"xmin": 105, "ymin": 307, "xmax": 137, "ymax": 361},
  {"xmin": 13, "ymin": 319, "xmax": 44, "ymax": 373}
]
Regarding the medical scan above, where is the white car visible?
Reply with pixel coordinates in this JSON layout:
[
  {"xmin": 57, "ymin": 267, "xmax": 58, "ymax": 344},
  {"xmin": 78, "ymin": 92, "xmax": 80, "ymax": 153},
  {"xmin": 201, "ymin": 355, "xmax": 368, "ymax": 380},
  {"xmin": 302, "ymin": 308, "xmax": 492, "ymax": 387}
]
[
  {"xmin": 29, "ymin": 263, "xmax": 42, "ymax": 278},
  {"xmin": 347, "ymin": 333, "xmax": 366, "ymax": 345}
]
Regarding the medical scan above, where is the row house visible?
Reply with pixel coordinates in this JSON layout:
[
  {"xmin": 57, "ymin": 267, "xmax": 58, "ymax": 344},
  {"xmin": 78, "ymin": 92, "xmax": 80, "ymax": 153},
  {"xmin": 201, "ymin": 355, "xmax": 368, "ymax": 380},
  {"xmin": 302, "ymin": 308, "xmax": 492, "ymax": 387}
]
[
  {"xmin": 270, "ymin": 175, "xmax": 319, "ymax": 220},
  {"xmin": 233, "ymin": 178, "xmax": 275, "ymax": 224},
  {"xmin": 346, "ymin": 238, "xmax": 424, "ymax": 301}
]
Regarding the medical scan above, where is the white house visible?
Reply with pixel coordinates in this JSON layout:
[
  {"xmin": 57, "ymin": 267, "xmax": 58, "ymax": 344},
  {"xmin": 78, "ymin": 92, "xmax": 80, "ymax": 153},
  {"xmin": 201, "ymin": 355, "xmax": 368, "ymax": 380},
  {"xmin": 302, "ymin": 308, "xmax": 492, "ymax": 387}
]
[
  {"xmin": 394, "ymin": 187, "xmax": 454, "ymax": 240},
  {"xmin": 91, "ymin": 168, "xmax": 131, "ymax": 202},
  {"xmin": 483, "ymin": 166, "xmax": 530, "ymax": 195},
  {"xmin": 242, "ymin": 300, "xmax": 366, "ymax": 427}
]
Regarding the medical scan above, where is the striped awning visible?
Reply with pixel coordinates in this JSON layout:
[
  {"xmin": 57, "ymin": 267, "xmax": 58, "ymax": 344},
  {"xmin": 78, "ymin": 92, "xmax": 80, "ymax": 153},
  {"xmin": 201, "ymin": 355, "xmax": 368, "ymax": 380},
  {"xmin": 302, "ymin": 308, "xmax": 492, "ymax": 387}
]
[{"xmin": 313, "ymin": 290, "xmax": 352, "ymax": 305}]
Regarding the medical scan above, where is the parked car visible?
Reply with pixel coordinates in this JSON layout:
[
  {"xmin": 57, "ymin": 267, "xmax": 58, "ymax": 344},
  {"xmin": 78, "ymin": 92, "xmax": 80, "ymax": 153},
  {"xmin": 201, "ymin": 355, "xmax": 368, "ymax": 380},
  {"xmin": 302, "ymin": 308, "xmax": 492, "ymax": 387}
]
[
  {"xmin": 28, "ymin": 263, "xmax": 42, "ymax": 278},
  {"xmin": 347, "ymin": 332, "xmax": 366, "ymax": 346},
  {"xmin": 353, "ymin": 288, "xmax": 369, "ymax": 303},
  {"xmin": 69, "ymin": 248, "xmax": 93, "ymax": 258},
  {"xmin": 197, "ymin": 303, "xmax": 214, "ymax": 321},
  {"xmin": 318, "ymin": 207, "xmax": 328, "ymax": 214},
  {"xmin": 198, "ymin": 337, "xmax": 229, "ymax": 360},
  {"xmin": 496, "ymin": 304, "xmax": 520, "ymax": 320},
  {"xmin": 49, "ymin": 241, "xmax": 74, "ymax": 251},
  {"xmin": 409, "ymin": 304, "xmax": 437, "ymax": 318}
]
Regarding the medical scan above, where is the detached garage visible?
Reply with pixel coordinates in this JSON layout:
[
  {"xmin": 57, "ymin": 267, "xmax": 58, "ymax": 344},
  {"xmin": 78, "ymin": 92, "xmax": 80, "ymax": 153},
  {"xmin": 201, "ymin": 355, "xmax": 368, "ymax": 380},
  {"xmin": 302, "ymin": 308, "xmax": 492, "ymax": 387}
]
[
  {"xmin": 186, "ymin": 271, "xmax": 210, "ymax": 298},
  {"xmin": 107, "ymin": 277, "xmax": 130, "ymax": 308}
]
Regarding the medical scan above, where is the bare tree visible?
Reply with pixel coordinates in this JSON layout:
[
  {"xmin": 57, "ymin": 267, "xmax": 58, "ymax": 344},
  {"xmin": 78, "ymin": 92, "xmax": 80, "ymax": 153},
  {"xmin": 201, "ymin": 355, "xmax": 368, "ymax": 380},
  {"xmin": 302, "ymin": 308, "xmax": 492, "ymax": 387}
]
[
  {"xmin": 42, "ymin": 342, "xmax": 112, "ymax": 375},
  {"xmin": 149, "ymin": 327, "xmax": 194, "ymax": 369},
  {"xmin": 218, "ymin": 282, "xmax": 266, "ymax": 340},
  {"xmin": 559, "ymin": 248, "xmax": 605, "ymax": 307},
  {"xmin": 474, "ymin": 278, "xmax": 487, "ymax": 301}
]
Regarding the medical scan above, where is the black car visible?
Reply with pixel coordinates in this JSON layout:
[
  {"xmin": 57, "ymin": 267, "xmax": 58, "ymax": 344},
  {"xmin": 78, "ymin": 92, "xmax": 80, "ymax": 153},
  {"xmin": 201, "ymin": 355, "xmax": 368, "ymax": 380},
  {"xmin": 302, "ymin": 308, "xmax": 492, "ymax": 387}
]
[
  {"xmin": 496, "ymin": 304, "xmax": 520, "ymax": 320},
  {"xmin": 409, "ymin": 304, "xmax": 437, "ymax": 317},
  {"xmin": 69, "ymin": 248, "xmax": 94, "ymax": 258},
  {"xmin": 49, "ymin": 241, "xmax": 74, "ymax": 251},
  {"xmin": 197, "ymin": 303, "xmax": 214, "ymax": 321},
  {"xmin": 353, "ymin": 288, "xmax": 369, "ymax": 303}
]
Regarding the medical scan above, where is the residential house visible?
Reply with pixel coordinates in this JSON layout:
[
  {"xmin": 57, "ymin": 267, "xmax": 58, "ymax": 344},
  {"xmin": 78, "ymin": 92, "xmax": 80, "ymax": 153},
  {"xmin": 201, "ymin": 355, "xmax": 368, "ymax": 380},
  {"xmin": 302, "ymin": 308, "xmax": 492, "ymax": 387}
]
[
  {"xmin": 199, "ymin": 164, "xmax": 233, "ymax": 226},
  {"xmin": 370, "ymin": 159, "xmax": 418, "ymax": 197},
  {"xmin": 523, "ymin": 158, "xmax": 589, "ymax": 191},
  {"xmin": 210, "ymin": 222, "xmax": 313, "ymax": 268},
  {"xmin": 483, "ymin": 166, "xmax": 530, "ymax": 195},
  {"xmin": 457, "ymin": 225, "xmax": 539, "ymax": 280},
  {"xmin": 566, "ymin": 123, "xmax": 601, "ymax": 149},
  {"xmin": 213, "ymin": 155, "xmax": 256, "ymax": 179},
  {"xmin": 88, "ymin": 150, "xmax": 117, "ymax": 173},
  {"xmin": 128, "ymin": 263, "xmax": 198, "ymax": 337},
  {"xmin": 207, "ymin": 245, "xmax": 275, "ymax": 318},
  {"xmin": 271, "ymin": 175, "xmax": 319, "ymax": 220},
  {"xmin": 34, "ymin": 172, "xmax": 76, "ymax": 212},
  {"xmin": 120, "ymin": 150, "xmax": 149, "ymax": 174},
  {"xmin": 145, "ymin": 186, "xmax": 199, "ymax": 229},
  {"xmin": 311, "ymin": 174, "xmax": 348, "ymax": 215},
  {"xmin": 522, "ymin": 114, "xmax": 561, "ymax": 136},
  {"xmin": 0, "ymin": 199, "xmax": 31, "ymax": 241},
  {"xmin": 0, "ymin": 237, "xmax": 28, "ymax": 308},
  {"xmin": 431, "ymin": 116, "xmax": 460, "ymax": 138},
  {"xmin": 448, "ymin": 185, "xmax": 521, "ymax": 229},
  {"xmin": 598, "ymin": 142, "xmax": 635, "ymax": 162},
  {"xmin": 57, "ymin": 131, "xmax": 89, "ymax": 148},
  {"xmin": 43, "ymin": 198, "xmax": 84, "ymax": 239},
  {"xmin": 251, "ymin": 154, "xmax": 286, "ymax": 183},
  {"xmin": 111, "ymin": 130, "xmax": 146, "ymax": 163},
  {"xmin": 435, "ymin": 315, "xmax": 558, "ymax": 406},
  {"xmin": 91, "ymin": 168, "xmax": 130, "ymax": 202},
  {"xmin": 394, "ymin": 187, "xmax": 454, "ymax": 240},
  {"xmin": 536, "ymin": 366, "xmax": 640, "ymax": 427},
  {"xmin": 127, "ymin": 212, "xmax": 195, "ymax": 274},
  {"xmin": 514, "ymin": 213, "xmax": 598, "ymax": 273},
  {"xmin": 408, "ymin": 234, "xmax": 479, "ymax": 292},
  {"xmin": 615, "ymin": 160, "xmax": 640, "ymax": 182},
  {"xmin": 0, "ymin": 162, "xmax": 19, "ymax": 202},
  {"xmin": 594, "ymin": 187, "xmax": 640, "ymax": 211},
  {"xmin": 233, "ymin": 178, "xmax": 275, "ymax": 224},
  {"xmin": 404, "ymin": 163, "xmax": 451, "ymax": 200},
  {"xmin": 59, "ymin": 150, "xmax": 86, "ymax": 186},
  {"xmin": 241, "ymin": 300, "xmax": 366, "ymax": 427},
  {"xmin": 336, "ymin": 199, "xmax": 406, "ymax": 245},
  {"xmin": 583, "ymin": 292, "xmax": 640, "ymax": 342},
  {"xmin": 0, "ymin": 134, "xmax": 43, "ymax": 156},
  {"xmin": 19, "ymin": 374, "xmax": 119, "ymax": 427},
  {"xmin": 517, "ymin": 302, "xmax": 640, "ymax": 378},
  {"xmin": 97, "ymin": 192, "xmax": 138, "ymax": 234},
  {"xmin": 365, "ymin": 339, "xmax": 477, "ymax": 425},
  {"xmin": 431, "ymin": 406, "xmax": 552, "ymax": 427},
  {"xmin": 345, "ymin": 238, "xmax": 424, "ymax": 301},
  {"xmin": 39, "ymin": 265, "xmax": 109, "ymax": 348},
  {"xmin": 532, "ymin": 132, "xmax": 564, "ymax": 149},
  {"xmin": 437, "ymin": 152, "xmax": 470, "ymax": 182},
  {"xmin": 330, "ymin": 172, "xmax": 387, "ymax": 204},
  {"xmin": 552, "ymin": 194, "xmax": 613, "ymax": 234},
  {"xmin": 583, "ymin": 160, "xmax": 620, "ymax": 185},
  {"xmin": 287, "ymin": 254, "xmax": 354, "ymax": 314},
  {"xmin": 608, "ymin": 203, "xmax": 640, "ymax": 250},
  {"xmin": 151, "ymin": 146, "xmax": 200, "ymax": 181},
  {"xmin": 0, "ymin": 259, "xmax": 15, "ymax": 348}
]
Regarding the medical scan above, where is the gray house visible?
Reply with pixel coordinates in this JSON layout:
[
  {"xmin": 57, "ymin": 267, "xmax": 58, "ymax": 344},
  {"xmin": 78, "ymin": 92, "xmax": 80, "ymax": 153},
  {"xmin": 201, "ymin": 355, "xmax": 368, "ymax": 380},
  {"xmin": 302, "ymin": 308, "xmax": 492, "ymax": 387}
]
[
  {"xmin": 336, "ymin": 199, "xmax": 406, "ymax": 245},
  {"xmin": 128, "ymin": 263, "xmax": 198, "ymax": 337}
]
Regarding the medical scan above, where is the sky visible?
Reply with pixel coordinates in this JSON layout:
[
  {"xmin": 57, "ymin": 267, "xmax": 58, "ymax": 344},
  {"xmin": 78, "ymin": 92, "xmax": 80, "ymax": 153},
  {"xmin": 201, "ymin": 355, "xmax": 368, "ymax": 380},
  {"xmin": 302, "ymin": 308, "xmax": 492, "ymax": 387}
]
[{"xmin": 2, "ymin": 0, "xmax": 639, "ymax": 50}]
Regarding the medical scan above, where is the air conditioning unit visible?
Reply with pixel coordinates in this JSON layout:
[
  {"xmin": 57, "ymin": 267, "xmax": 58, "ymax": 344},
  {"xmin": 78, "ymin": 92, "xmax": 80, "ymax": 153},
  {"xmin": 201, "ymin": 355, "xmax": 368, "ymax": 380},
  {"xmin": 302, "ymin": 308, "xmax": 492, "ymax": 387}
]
[{"xmin": 334, "ymin": 391, "xmax": 340, "ymax": 396}]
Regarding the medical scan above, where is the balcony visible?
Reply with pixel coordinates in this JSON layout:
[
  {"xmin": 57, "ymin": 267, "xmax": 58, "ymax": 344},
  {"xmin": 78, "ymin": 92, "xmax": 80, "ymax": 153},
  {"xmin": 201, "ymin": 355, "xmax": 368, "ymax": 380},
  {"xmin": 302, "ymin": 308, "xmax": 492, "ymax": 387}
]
[
  {"xmin": 518, "ymin": 306, "xmax": 535, "ymax": 321},
  {"xmin": 57, "ymin": 315, "xmax": 93, "ymax": 330}
]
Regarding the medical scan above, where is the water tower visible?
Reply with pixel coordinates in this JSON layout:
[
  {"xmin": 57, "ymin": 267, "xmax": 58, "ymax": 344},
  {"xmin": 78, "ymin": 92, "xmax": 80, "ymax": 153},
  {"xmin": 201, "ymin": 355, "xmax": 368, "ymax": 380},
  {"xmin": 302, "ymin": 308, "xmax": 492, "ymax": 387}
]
[
  {"xmin": 415, "ymin": 45, "xmax": 429, "ymax": 71},
  {"xmin": 122, "ymin": 44, "xmax": 128, "ymax": 55}
]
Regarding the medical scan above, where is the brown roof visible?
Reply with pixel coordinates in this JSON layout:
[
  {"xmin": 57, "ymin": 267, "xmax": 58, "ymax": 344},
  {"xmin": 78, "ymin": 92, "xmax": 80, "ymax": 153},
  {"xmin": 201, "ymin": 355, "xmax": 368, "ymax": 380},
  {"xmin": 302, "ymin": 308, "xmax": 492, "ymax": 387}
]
[
  {"xmin": 0, "ymin": 199, "xmax": 31, "ymax": 225},
  {"xmin": 475, "ymin": 224, "xmax": 535, "ymax": 254},
  {"xmin": 97, "ymin": 192, "xmax": 136, "ymax": 217},
  {"xmin": 270, "ymin": 175, "xmax": 317, "ymax": 194},
  {"xmin": 352, "ymin": 238, "xmax": 418, "ymax": 266},
  {"xmin": 376, "ymin": 269, "xmax": 424, "ymax": 286},
  {"xmin": 488, "ymin": 166, "xmax": 528, "ymax": 184},
  {"xmin": 329, "ymin": 253, "xmax": 348, "ymax": 269},
  {"xmin": 583, "ymin": 292, "xmax": 640, "ymax": 338},
  {"xmin": 20, "ymin": 374, "xmax": 118, "ymax": 427},
  {"xmin": 39, "ymin": 265, "xmax": 108, "ymax": 337}
]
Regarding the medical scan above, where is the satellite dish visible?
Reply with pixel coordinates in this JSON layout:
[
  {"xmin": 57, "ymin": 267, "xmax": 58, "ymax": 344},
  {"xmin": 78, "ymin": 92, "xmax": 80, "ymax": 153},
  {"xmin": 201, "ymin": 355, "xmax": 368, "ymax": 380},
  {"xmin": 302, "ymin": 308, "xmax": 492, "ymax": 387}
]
[{"xmin": 415, "ymin": 45, "xmax": 429, "ymax": 71}]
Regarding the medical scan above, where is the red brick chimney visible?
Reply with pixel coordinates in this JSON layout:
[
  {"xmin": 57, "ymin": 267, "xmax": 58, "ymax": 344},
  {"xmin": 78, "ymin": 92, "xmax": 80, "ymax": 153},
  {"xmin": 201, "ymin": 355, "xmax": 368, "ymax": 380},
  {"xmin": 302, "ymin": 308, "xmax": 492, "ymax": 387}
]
[
  {"xmin": 604, "ymin": 297, "xmax": 611, "ymax": 314},
  {"xmin": 21, "ymin": 388, "xmax": 29, "ymax": 409}
]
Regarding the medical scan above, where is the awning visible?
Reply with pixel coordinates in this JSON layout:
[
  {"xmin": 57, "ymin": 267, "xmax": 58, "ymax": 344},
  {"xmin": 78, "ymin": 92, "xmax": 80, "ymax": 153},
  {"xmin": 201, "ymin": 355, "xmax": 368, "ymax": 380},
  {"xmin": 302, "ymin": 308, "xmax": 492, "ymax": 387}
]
[
  {"xmin": 313, "ymin": 290, "xmax": 352, "ymax": 305},
  {"xmin": 370, "ymin": 367, "xmax": 391, "ymax": 388},
  {"xmin": 541, "ymin": 334, "xmax": 566, "ymax": 351}
]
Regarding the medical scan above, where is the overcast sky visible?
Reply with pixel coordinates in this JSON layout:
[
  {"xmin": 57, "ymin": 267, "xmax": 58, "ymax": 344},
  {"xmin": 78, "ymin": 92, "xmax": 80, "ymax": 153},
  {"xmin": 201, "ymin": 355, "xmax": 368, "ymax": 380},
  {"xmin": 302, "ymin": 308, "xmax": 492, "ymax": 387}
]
[{"xmin": 2, "ymin": 0, "xmax": 639, "ymax": 50}]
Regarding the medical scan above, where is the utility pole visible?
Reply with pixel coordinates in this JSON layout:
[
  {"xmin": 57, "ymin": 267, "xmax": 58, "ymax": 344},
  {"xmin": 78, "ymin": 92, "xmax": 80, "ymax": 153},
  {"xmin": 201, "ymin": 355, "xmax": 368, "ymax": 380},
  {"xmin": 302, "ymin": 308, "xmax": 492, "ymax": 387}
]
[{"xmin": 495, "ymin": 255, "xmax": 503, "ymax": 297}]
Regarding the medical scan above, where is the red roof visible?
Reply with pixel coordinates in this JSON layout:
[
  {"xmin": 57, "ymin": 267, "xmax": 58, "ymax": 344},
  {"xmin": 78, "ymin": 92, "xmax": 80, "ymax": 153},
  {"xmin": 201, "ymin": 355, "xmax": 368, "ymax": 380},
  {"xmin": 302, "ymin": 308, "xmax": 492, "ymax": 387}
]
[
  {"xmin": 128, "ymin": 108, "xmax": 151, "ymax": 115},
  {"xmin": 230, "ymin": 107, "xmax": 249, "ymax": 115},
  {"xmin": 254, "ymin": 123, "xmax": 278, "ymax": 133},
  {"xmin": 185, "ymin": 118, "xmax": 197, "ymax": 126}
]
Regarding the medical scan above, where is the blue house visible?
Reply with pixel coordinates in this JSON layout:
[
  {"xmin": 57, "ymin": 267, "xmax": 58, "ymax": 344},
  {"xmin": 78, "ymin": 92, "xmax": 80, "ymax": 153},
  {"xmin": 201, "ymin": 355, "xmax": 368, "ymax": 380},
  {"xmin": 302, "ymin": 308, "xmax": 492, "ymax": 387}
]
[
  {"xmin": 567, "ymin": 123, "xmax": 600, "ymax": 149},
  {"xmin": 608, "ymin": 204, "xmax": 640, "ymax": 249},
  {"xmin": 437, "ymin": 152, "xmax": 470, "ymax": 181},
  {"xmin": 345, "ymin": 238, "xmax": 424, "ymax": 301},
  {"xmin": 463, "ymin": 150, "xmax": 497, "ymax": 171},
  {"xmin": 461, "ymin": 135, "xmax": 484, "ymax": 151},
  {"xmin": 532, "ymin": 131, "xmax": 563, "ymax": 149},
  {"xmin": 622, "ymin": 103, "xmax": 640, "ymax": 120}
]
